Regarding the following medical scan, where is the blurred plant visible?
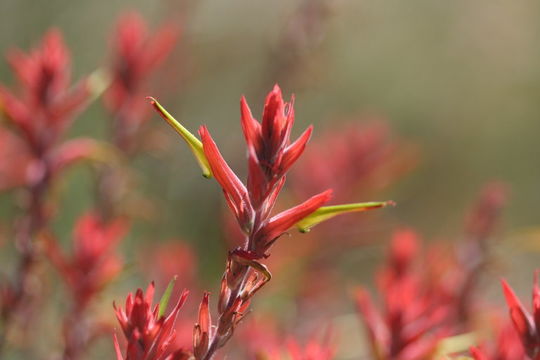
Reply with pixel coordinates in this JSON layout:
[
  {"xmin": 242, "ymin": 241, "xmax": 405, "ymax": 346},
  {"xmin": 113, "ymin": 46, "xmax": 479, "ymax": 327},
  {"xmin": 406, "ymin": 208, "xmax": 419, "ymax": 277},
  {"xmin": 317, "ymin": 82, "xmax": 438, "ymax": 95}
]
[
  {"xmin": 0, "ymin": 29, "xmax": 102, "ymax": 350},
  {"xmin": 105, "ymin": 11, "xmax": 178, "ymax": 154},
  {"xmin": 356, "ymin": 230, "xmax": 452, "ymax": 360},
  {"xmin": 114, "ymin": 281, "xmax": 191, "ymax": 360},
  {"xmin": 453, "ymin": 182, "xmax": 508, "ymax": 326},
  {"xmin": 44, "ymin": 212, "xmax": 129, "ymax": 359},
  {"xmin": 148, "ymin": 84, "xmax": 392, "ymax": 359}
]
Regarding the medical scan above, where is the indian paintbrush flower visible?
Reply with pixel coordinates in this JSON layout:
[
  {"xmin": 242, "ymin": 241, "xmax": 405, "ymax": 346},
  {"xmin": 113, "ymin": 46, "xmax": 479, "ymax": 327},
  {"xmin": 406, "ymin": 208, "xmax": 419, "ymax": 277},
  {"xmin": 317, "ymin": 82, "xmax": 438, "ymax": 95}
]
[
  {"xmin": 114, "ymin": 281, "xmax": 191, "ymax": 360},
  {"xmin": 149, "ymin": 85, "xmax": 393, "ymax": 359},
  {"xmin": 499, "ymin": 272, "xmax": 540, "ymax": 359}
]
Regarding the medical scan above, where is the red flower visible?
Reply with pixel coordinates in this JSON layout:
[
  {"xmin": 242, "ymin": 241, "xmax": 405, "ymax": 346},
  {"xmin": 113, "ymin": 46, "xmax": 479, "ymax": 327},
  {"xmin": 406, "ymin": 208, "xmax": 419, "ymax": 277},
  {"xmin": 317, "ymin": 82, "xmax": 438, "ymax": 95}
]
[
  {"xmin": 149, "ymin": 85, "xmax": 391, "ymax": 359},
  {"xmin": 105, "ymin": 12, "xmax": 178, "ymax": 151},
  {"xmin": 241, "ymin": 85, "xmax": 313, "ymax": 205},
  {"xmin": 0, "ymin": 29, "xmax": 89, "ymax": 151},
  {"xmin": 356, "ymin": 230, "xmax": 452, "ymax": 360},
  {"xmin": 114, "ymin": 282, "xmax": 190, "ymax": 360},
  {"xmin": 45, "ymin": 213, "xmax": 129, "ymax": 308},
  {"xmin": 501, "ymin": 273, "xmax": 540, "ymax": 359}
]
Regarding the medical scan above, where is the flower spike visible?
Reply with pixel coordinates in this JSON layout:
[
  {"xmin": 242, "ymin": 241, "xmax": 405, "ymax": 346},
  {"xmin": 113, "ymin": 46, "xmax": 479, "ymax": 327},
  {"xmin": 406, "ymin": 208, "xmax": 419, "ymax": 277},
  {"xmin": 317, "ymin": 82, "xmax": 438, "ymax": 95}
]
[{"xmin": 149, "ymin": 97, "xmax": 212, "ymax": 178}]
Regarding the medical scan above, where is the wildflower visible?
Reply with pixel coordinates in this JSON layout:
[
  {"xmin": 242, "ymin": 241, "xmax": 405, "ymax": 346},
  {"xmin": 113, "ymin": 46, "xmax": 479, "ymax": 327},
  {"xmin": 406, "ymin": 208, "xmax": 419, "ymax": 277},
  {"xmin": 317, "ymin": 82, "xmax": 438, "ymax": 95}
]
[
  {"xmin": 0, "ymin": 29, "xmax": 89, "ymax": 152},
  {"xmin": 114, "ymin": 282, "xmax": 190, "ymax": 360},
  {"xmin": 44, "ymin": 212, "xmax": 129, "ymax": 308},
  {"xmin": 105, "ymin": 12, "xmax": 178, "ymax": 151},
  {"xmin": 150, "ymin": 85, "xmax": 392, "ymax": 359},
  {"xmin": 356, "ymin": 230, "xmax": 452, "ymax": 360},
  {"xmin": 500, "ymin": 272, "xmax": 540, "ymax": 359}
]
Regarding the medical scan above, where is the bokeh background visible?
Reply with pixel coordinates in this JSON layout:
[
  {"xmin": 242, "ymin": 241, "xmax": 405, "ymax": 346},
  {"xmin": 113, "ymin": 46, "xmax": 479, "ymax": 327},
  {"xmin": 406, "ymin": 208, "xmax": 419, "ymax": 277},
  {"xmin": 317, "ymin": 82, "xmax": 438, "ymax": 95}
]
[{"xmin": 1, "ymin": 0, "xmax": 539, "ymax": 358}]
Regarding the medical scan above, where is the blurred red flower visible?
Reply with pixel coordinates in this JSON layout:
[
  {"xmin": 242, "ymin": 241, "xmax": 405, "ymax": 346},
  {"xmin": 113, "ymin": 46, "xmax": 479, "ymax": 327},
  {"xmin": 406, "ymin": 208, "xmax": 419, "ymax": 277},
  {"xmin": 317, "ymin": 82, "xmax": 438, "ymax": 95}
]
[
  {"xmin": 105, "ymin": 12, "xmax": 178, "ymax": 151},
  {"xmin": 45, "ymin": 213, "xmax": 129, "ymax": 308}
]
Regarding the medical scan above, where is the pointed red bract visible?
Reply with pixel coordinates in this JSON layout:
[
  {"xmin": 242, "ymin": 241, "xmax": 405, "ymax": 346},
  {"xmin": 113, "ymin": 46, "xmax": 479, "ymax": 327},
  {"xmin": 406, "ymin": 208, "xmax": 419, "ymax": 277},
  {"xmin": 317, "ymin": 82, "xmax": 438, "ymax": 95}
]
[
  {"xmin": 0, "ymin": 29, "xmax": 89, "ymax": 149},
  {"xmin": 199, "ymin": 125, "xmax": 253, "ymax": 231}
]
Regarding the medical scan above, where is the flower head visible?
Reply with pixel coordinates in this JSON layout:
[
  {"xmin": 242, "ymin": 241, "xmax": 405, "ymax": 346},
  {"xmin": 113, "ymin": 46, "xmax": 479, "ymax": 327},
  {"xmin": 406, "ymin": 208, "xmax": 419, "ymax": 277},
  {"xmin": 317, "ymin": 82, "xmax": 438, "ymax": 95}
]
[
  {"xmin": 500, "ymin": 272, "xmax": 540, "ymax": 359},
  {"xmin": 0, "ymin": 29, "xmax": 89, "ymax": 151},
  {"xmin": 45, "ymin": 212, "xmax": 128, "ymax": 307},
  {"xmin": 114, "ymin": 282, "xmax": 190, "ymax": 360}
]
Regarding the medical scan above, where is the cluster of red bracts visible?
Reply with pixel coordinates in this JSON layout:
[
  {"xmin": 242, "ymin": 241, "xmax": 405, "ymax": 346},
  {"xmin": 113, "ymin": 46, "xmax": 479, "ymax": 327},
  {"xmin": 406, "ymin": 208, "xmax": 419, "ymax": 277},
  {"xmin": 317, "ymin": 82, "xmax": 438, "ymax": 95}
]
[
  {"xmin": 192, "ymin": 86, "xmax": 334, "ymax": 358},
  {"xmin": 474, "ymin": 273, "xmax": 540, "ymax": 360},
  {"xmin": 44, "ymin": 213, "xmax": 129, "ymax": 308},
  {"xmin": 356, "ymin": 230, "xmax": 452, "ymax": 360},
  {"xmin": 0, "ymin": 30, "xmax": 89, "ymax": 153},
  {"xmin": 144, "ymin": 84, "xmax": 391, "ymax": 360},
  {"xmin": 200, "ymin": 85, "xmax": 332, "ymax": 257},
  {"xmin": 0, "ymin": 30, "xmax": 92, "ymax": 190},
  {"xmin": 114, "ymin": 283, "xmax": 191, "ymax": 360},
  {"xmin": 105, "ymin": 12, "xmax": 178, "ymax": 151}
]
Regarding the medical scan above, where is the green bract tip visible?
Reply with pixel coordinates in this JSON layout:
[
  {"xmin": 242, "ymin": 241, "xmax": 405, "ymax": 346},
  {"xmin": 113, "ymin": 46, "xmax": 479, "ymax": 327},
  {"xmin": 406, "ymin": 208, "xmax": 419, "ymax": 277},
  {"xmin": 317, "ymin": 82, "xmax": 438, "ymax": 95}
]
[
  {"xmin": 296, "ymin": 200, "xmax": 395, "ymax": 233},
  {"xmin": 149, "ymin": 97, "xmax": 212, "ymax": 178}
]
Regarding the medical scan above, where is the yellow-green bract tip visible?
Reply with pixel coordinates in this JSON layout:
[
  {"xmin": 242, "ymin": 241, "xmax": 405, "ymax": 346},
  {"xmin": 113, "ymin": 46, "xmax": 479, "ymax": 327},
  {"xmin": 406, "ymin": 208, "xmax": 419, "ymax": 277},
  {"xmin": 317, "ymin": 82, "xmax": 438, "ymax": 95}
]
[
  {"xmin": 296, "ymin": 200, "xmax": 395, "ymax": 233},
  {"xmin": 158, "ymin": 275, "xmax": 178, "ymax": 318},
  {"xmin": 149, "ymin": 97, "xmax": 212, "ymax": 178}
]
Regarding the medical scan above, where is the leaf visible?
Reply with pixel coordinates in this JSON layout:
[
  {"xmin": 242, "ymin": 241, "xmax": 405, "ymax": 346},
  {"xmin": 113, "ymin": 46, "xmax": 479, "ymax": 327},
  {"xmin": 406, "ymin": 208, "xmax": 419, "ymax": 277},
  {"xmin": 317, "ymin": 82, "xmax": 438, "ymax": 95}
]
[
  {"xmin": 158, "ymin": 276, "xmax": 177, "ymax": 318},
  {"xmin": 295, "ymin": 200, "xmax": 395, "ymax": 233},
  {"xmin": 149, "ymin": 97, "xmax": 212, "ymax": 178}
]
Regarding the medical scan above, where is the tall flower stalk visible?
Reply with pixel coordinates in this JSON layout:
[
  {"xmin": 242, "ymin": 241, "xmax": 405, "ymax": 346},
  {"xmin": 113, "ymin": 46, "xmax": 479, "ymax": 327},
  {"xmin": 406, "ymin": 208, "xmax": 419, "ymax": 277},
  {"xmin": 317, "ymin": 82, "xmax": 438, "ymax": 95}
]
[
  {"xmin": 0, "ymin": 30, "xmax": 91, "ymax": 350},
  {"xmin": 149, "ymin": 85, "xmax": 393, "ymax": 359}
]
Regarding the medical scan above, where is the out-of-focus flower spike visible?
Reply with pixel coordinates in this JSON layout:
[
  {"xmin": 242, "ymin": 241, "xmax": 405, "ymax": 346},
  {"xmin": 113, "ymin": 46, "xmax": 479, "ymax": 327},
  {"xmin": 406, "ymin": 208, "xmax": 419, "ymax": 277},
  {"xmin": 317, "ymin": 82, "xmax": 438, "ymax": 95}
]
[
  {"xmin": 240, "ymin": 96, "xmax": 262, "ymax": 152},
  {"xmin": 296, "ymin": 200, "xmax": 395, "ymax": 233},
  {"xmin": 148, "ymin": 97, "xmax": 212, "ymax": 178},
  {"xmin": 501, "ymin": 279, "xmax": 537, "ymax": 350},
  {"xmin": 280, "ymin": 125, "xmax": 312, "ymax": 174},
  {"xmin": 355, "ymin": 288, "xmax": 387, "ymax": 360},
  {"xmin": 158, "ymin": 276, "xmax": 178, "ymax": 318}
]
